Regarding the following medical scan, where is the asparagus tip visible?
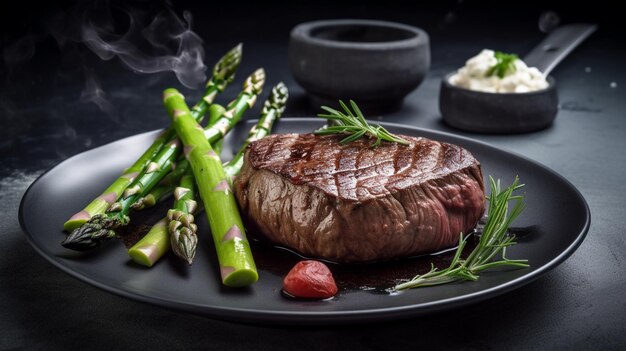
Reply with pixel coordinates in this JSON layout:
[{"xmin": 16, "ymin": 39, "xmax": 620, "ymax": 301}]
[
  {"xmin": 243, "ymin": 68, "xmax": 265, "ymax": 95},
  {"xmin": 254, "ymin": 67, "xmax": 265, "ymax": 78},
  {"xmin": 169, "ymin": 214, "xmax": 198, "ymax": 265},
  {"xmin": 61, "ymin": 215, "xmax": 123, "ymax": 251},
  {"xmin": 212, "ymin": 43, "xmax": 243, "ymax": 82},
  {"xmin": 170, "ymin": 229, "xmax": 198, "ymax": 265}
]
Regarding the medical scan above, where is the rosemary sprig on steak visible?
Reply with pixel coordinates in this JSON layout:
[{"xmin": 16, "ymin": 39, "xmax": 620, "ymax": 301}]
[
  {"xmin": 395, "ymin": 176, "xmax": 529, "ymax": 290},
  {"xmin": 315, "ymin": 100, "xmax": 409, "ymax": 147}
]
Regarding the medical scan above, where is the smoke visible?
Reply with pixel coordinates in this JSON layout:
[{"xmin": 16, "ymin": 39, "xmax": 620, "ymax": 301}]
[
  {"xmin": 438, "ymin": 0, "xmax": 465, "ymax": 29},
  {"xmin": 538, "ymin": 11, "xmax": 561, "ymax": 33},
  {"xmin": 2, "ymin": 1, "xmax": 207, "ymax": 125},
  {"xmin": 80, "ymin": 5, "xmax": 207, "ymax": 89},
  {"xmin": 80, "ymin": 68, "xmax": 120, "ymax": 123}
]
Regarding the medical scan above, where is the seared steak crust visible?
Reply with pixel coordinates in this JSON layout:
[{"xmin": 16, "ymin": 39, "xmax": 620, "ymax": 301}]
[{"xmin": 234, "ymin": 133, "xmax": 485, "ymax": 263}]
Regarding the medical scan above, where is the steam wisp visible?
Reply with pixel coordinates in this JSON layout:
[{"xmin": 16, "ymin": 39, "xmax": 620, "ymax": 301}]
[{"xmin": 81, "ymin": 7, "xmax": 207, "ymax": 89}]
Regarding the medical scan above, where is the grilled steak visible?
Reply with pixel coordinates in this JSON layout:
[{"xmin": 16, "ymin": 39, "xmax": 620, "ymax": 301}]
[{"xmin": 234, "ymin": 133, "xmax": 485, "ymax": 263}]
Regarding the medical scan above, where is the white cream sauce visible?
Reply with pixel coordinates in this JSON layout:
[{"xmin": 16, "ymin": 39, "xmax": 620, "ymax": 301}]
[{"xmin": 449, "ymin": 49, "xmax": 549, "ymax": 93}]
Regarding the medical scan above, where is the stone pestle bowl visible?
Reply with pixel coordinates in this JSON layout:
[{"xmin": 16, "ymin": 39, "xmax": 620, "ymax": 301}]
[{"xmin": 288, "ymin": 19, "xmax": 430, "ymax": 114}]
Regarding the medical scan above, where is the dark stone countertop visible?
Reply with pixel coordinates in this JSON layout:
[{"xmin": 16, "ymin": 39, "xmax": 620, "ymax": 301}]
[{"xmin": 1, "ymin": 1, "xmax": 624, "ymax": 350}]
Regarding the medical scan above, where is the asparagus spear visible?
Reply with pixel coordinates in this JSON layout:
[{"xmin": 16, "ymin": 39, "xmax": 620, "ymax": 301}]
[
  {"xmin": 163, "ymin": 89, "xmax": 258, "ymax": 287},
  {"xmin": 118, "ymin": 69, "xmax": 264, "ymax": 215},
  {"xmin": 127, "ymin": 218, "xmax": 170, "ymax": 267},
  {"xmin": 208, "ymin": 101, "xmax": 226, "ymax": 157},
  {"xmin": 119, "ymin": 68, "xmax": 264, "ymax": 215},
  {"xmin": 225, "ymin": 82, "xmax": 288, "ymax": 182},
  {"xmin": 130, "ymin": 181, "xmax": 173, "ymax": 211},
  {"xmin": 63, "ymin": 44, "xmax": 243, "ymax": 232},
  {"xmin": 129, "ymin": 83, "xmax": 287, "ymax": 267},
  {"xmin": 167, "ymin": 173, "xmax": 199, "ymax": 264},
  {"xmin": 160, "ymin": 103, "xmax": 229, "ymax": 264},
  {"xmin": 166, "ymin": 82, "xmax": 288, "ymax": 265},
  {"xmin": 121, "ymin": 70, "xmax": 264, "ymax": 215},
  {"xmin": 62, "ymin": 69, "xmax": 266, "ymax": 251},
  {"xmin": 132, "ymin": 104, "xmax": 227, "ymax": 211},
  {"xmin": 63, "ymin": 136, "xmax": 183, "ymax": 247}
]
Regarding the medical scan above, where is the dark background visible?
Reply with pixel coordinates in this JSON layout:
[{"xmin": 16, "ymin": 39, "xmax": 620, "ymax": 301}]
[
  {"xmin": 1, "ymin": 1, "xmax": 625, "ymax": 350},
  {"xmin": 1, "ymin": 0, "xmax": 623, "ymax": 179},
  {"xmin": 0, "ymin": 0, "xmax": 623, "ymax": 178}
]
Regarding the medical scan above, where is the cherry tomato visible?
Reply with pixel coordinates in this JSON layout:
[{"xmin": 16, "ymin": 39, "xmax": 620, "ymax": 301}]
[{"xmin": 282, "ymin": 260, "xmax": 338, "ymax": 299}]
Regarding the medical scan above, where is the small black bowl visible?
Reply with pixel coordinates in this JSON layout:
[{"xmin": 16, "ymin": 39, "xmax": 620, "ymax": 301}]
[
  {"xmin": 439, "ymin": 73, "xmax": 559, "ymax": 133},
  {"xmin": 289, "ymin": 19, "xmax": 430, "ymax": 114}
]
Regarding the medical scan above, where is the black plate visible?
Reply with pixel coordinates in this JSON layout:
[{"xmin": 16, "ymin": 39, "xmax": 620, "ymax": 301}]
[{"xmin": 19, "ymin": 118, "xmax": 590, "ymax": 324}]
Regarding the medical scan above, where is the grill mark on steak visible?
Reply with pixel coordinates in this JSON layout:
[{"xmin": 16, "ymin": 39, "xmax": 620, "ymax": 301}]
[
  {"xmin": 235, "ymin": 133, "xmax": 486, "ymax": 263},
  {"xmin": 332, "ymin": 144, "xmax": 342, "ymax": 201},
  {"xmin": 391, "ymin": 141, "xmax": 402, "ymax": 176},
  {"xmin": 286, "ymin": 136, "xmax": 315, "ymax": 183},
  {"xmin": 264, "ymin": 134, "xmax": 283, "ymax": 165}
]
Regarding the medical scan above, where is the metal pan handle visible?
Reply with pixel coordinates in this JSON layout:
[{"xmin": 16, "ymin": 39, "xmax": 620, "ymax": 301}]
[{"xmin": 523, "ymin": 24, "xmax": 597, "ymax": 76}]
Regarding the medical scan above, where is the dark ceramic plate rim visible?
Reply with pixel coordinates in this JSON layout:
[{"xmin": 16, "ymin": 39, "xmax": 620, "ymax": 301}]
[{"xmin": 19, "ymin": 118, "xmax": 590, "ymax": 324}]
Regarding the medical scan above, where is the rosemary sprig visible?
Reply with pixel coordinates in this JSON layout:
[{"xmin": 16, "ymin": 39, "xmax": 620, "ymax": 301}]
[
  {"xmin": 485, "ymin": 51, "xmax": 519, "ymax": 78},
  {"xmin": 395, "ymin": 175, "xmax": 529, "ymax": 291},
  {"xmin": 315, "ymin": 100, "xmax": 409, "ymax": 148}
]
